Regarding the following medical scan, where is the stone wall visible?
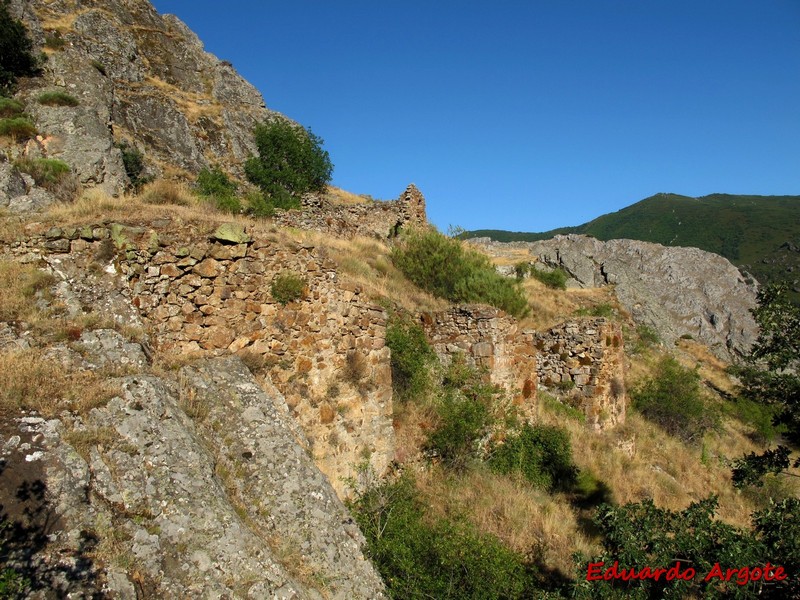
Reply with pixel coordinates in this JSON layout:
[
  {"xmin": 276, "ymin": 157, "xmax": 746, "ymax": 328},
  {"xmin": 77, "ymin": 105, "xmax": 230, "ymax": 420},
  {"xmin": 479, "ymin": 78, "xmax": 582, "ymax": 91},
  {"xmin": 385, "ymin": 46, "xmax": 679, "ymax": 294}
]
[
  {"xmin": 275, "ymin": 184, "xmax": 427, "ymax": 240},
  {"xmin": 534, "ymin": 318, "xmax": 626, "ymax": 430},
  {"xmin": 420, "ymin": 305, "xmax": 538, "ymax": 405},
  {"xmin": 31, "ymin": 220, "xmax": 394, "ymax": 498}
]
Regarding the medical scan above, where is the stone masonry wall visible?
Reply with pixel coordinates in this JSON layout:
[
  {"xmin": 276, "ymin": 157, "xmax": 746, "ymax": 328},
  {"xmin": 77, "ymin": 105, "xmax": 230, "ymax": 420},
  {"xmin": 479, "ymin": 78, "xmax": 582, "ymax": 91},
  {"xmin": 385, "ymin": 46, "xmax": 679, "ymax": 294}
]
[
  {"xmin": 275, "ymin": 184, "xmax": 427, "ymax": 240},
  {"xmin": 535, "ymin": 318, "xmax": 626, "ymax": 430},
  {"xmin": 30, "ymin": 220, "xmax": 394, "ymax": 498},
  {"xmin": 420, "ymin": 305, "xmax": 538, "ymax": 405}
]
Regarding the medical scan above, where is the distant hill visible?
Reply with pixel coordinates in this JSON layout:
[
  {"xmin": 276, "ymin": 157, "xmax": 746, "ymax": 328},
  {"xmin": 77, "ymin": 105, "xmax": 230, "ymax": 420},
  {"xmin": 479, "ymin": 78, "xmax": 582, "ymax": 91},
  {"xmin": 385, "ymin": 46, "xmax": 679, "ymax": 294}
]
[{"xmin": 465, "ymin": 193, "xmax": 800, "ymax": 296}]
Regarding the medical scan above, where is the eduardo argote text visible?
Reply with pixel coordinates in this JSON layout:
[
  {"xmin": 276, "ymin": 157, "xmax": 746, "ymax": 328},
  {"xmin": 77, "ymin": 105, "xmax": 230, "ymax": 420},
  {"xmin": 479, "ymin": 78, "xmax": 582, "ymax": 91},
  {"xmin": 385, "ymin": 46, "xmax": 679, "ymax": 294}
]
[{"xmin": 586, "ymin": 560, "xmax": 788, "ymax": 586}]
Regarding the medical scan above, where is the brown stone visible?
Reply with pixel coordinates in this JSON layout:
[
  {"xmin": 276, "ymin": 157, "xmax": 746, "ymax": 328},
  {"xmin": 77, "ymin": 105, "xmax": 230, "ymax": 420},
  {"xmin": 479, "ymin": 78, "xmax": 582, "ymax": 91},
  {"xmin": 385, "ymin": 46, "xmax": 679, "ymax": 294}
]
[
  {"xmin": 202, "ymin": 326, "xmax": 235, "ymax": 349},
  {"xmin": 193, "ymin": 258, "xmax": 222, "ymax": 278},
  {"xmin": 161, "ymin": 264, "xmax": 182, "ymax": 278}
]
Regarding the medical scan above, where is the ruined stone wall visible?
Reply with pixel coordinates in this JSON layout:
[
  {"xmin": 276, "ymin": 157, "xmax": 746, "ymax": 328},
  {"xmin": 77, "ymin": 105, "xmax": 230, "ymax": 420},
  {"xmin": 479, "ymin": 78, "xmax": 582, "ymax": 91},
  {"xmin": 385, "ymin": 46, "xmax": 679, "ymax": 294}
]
[
  {"xmin": 275, "ymin": 184, "xmax": 427, "ymax": 239},
  {"xmin": 32, "ymin": 221, "xmax": 394, "ymax": 498},
  {"xmin": 420, "ymin": 305, "xmax": 538, "ymax": 405},
  {"xmin": 535, "ymin": 318, "xmax": 626, "ymax": 430}
]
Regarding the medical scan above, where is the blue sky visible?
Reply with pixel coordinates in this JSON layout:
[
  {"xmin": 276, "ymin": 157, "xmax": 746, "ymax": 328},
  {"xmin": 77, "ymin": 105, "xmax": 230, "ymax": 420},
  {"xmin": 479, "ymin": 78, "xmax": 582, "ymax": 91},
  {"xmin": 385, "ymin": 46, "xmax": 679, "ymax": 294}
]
[{"xmin": 150, "ymin": 1, "xmax": 800, "ymax": 232}]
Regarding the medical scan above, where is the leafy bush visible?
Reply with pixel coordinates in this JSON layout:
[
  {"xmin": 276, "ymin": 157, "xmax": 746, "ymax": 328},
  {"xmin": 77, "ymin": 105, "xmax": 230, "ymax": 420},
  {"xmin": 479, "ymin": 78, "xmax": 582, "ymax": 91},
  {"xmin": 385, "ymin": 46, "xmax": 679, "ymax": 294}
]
[
  {"xmin": 632, "ymin": 356, "xmax": 718, "ymax": 443},
  {"xmin": 0, "ymin": 1, "xmax": 39, "ymax": 92},
  {"xmin": 489, "ymin": 423, "xmax": 578, "ymax": 492},
  {"xmin": 195, "ymin": 167, "xmax": 241, "ymax": 213},
  {"xmin": 244, "ymin": 189, "xmax": 274, "ymax": 217},
  {"xmin": 391, "ymin": 228, "xmax": 530, "ymax": 318},
  {"xmin": 385, "ymin": 314, "xmax": 435, "ymax": 403},
  {"xmin": 529, "ymin": 266, "xmax": 569, "ymax": 290},
  {"xmin": 270, "ymin": 272, "xmax": 305, "ymax": 305},
  {"xmin": 350, "ymin": 476, "xmax": 542, "ymax": 599},
  {"xmin": 0, "ymin": 97, "xmax": 23, "ymax": 117},
  {"xmin": 0, "ymin": 115, "xmax": 36, "ymax": 140},
  {"xmin": 245, "ymin": 118, "xmax": 333, "ymax": 207},
  {"xmin": 117, "ymin": 141, "xmax": 151, "ymax": 190},
  {"xmin": 426, "ymin": 356, "xmax": 503, "ymax": 471},
  {"xmin": 14, "ymin": 157, "xmax": 80, "ymax": 201},
  {"xmin": 573, "ymin": 496, "xmax": 799, "ymax": 600},
  {"xmin": 37, "ymin": 90, "xmax": 79, "ymax": 106}
]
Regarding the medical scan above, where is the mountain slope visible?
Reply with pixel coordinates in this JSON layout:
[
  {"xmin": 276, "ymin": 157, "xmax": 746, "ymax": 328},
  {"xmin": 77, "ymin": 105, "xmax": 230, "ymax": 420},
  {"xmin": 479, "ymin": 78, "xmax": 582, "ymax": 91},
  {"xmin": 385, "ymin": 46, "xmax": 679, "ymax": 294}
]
[{"xmin": 466, "ymin": 193, "xmax": 800, "ymax": 294}]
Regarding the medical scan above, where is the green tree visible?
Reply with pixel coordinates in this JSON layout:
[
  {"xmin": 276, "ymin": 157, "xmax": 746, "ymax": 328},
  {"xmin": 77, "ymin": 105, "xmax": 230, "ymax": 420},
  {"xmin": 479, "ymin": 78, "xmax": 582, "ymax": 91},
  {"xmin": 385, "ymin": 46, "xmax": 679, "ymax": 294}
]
[
  {"xmin": 0, "ymin": 0, "xmax": 39, "ymax": 93},
  {"xmin": 730, "ymin": 282, "xmax": 800, "ymax": 488},
  {"xmin": 244, "ymin": 118, "xmax": 332, "ymax": 209}
]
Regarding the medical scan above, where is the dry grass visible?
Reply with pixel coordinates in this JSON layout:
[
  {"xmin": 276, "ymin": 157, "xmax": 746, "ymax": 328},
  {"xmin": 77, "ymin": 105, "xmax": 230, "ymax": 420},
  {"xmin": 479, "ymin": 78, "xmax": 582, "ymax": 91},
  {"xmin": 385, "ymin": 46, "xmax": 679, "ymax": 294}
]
[
  {"xmin": 291, "ymin": 230, "xmax": 448, "ymax": 313},
  {"xmin": 0, "ymin": 261, "xmax": 56, "ymax": 323},
  {"xmin": 0, "ymin": 349, "xmax": 119, "ymax": 417},
  {"xmin": 141, "ymin": 76, "xmax": 223, "ymax": 124},
  {"xmin": 139, "ymin": 179, "xmax": 194, "ymax": 206},
  {"xmin": 416, "ymin": 466, "xmax": 598, "ymax": 576},
  {"xmin": 323, "ymin": 186, "xmax": 371, "ymax": 206}
]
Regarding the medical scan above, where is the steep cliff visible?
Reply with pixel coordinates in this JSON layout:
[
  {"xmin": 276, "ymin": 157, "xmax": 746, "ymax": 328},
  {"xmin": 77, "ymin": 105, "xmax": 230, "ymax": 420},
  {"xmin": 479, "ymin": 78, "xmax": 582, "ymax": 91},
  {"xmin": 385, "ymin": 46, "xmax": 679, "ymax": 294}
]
[{"xmin": 6, "ymin": 0, "xmax": 278, "ymax": 196}]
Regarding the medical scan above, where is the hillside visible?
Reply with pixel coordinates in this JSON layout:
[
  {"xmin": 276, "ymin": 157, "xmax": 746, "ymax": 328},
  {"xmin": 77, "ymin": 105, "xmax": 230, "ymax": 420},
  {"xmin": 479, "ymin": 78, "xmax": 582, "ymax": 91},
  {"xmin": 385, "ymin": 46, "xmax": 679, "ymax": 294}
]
[
  {"xmin": 2, "ymin": 1, "xmax": 799, "ymax": 598},
  {"xmin": 465, "ymin": 193, "xmax": 800, "ymax": 296}
]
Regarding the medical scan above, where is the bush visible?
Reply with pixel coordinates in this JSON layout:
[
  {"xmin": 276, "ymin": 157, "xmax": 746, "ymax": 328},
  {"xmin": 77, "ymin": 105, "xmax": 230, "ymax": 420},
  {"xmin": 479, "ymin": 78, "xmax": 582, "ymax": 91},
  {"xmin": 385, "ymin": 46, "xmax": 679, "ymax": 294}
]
[
  {"xmin": 632, "ymin": 356, "xmax": 718, "ymax": 443},
  {"xmin": 245, "ymin": 118, "xmax": 333, "ymax": 206},
  {"xmin": 270, "ymin": 271, "xmax": 305, "ymax": 305},
  {"xmin": 14, "ymin": 157, "xmax": 79, "ymax": 201},
  {"xmin": 244, "ymin": 189, "xmax": 275, "ymax": 218},
  {"xmin": 140, "ymin": 179, "xmax": 191, "ymax": 206},
  {"xmin": 0, "ymin": 97, "xmax": 23, "ymax": 117},
  {"xmin": 385, "ymin": 314, "xmax": 435, "ymax": 403},
  {"xmin": 426, "ymin": 356, "xmax": 502, "ymax": 471},
  {"xmin": 37, "ymin": 90, "xmax": 79, "ymax": 106},
  {"xmin": 350, "ymin": 476, "xmax": 541, "ymax": 599},
  {"xmin": 391, "ymin": 228, "xmax": 530, "ymax": 318},
  {"xmin": 0, "ymin": 2, "xmax": 39, "ymax": 92},
  {"xmin": 117, "ymin": 141, "xmax": 151, "ymax": 190},
  {"xmin": 489, "ymin": 423, "xmax": 578, "ymax": 492},
  {"xmin": 0, "ymin": 115, "xmax": 36, "ymax": 140},
  {"xmin": 529, "ymin": 266, "xmax": 569, "ymax": 290},
  {"xmin": 195, "ymin": 167, "xmax": 241, "ymax": 213}
]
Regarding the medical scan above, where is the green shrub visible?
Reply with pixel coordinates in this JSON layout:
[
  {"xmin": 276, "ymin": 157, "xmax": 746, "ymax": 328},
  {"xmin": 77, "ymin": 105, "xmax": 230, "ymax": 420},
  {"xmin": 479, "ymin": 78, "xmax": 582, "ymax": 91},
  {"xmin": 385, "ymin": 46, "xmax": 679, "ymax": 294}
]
[
  {"xmin": 14, "ymin": 157, "xmax": 79, "ymax": 202},
  {"xmin": 632, "ymin": 356, "xmax": 718, "ymax": 443},
  {"xmin": 244, "ymin": 189, "xmax": 274, "ymax": 218},
  {"xmin": 489, "ymin": 423, "xmax": 578, "ymax": 492},
  {"xmin": 117, "ymin": 141, "xmax": 151, "ymax": 190},
  {"xmin": 725, "ymin": 396, "xmax": 780, "ymax": 444},
  {"xmin": 245, "ymin": 118, "xmax": 333, "ymax": 206},
  {"xmin": 385, "ymin": 314, "xmax": 435, "ymax": 403},
  {"xmin": 270, "ymin": 272, "xmax": 305, "ymax": 305},
  {"xmin": 44, "ymin": 33, "xmax": 65, "ymax": 50},
  {"xmin": 391, "ymin": 228, "xmax": 530, "ymax": 318},
  {"xmin": 0, "ymin": 2, "xmax": 39, "ymax": 92},
  {"xmin": 37, "ymin": 90, "xmax": 79, "ymax": 106},
  {"xmin": 0, "ymin": 115, "xmax": 35, "ymax": 139},
  {"xmin": 195, "ymin": 167, "xmax": 242, "ymax": 214},
  {"xmin": 529, "ymin": 266, "xmax": 569, "ymax": 290},
  {"xmin": 426, "ymin": 356, "xmax": 503, "ymax": 471},
  {"xmin": 0, "ymin": 97, "xmax": 23, "ymax": 117},
  {"xmin": 350, "ymin": 476, "xmax": 542, "ymax": 599}
]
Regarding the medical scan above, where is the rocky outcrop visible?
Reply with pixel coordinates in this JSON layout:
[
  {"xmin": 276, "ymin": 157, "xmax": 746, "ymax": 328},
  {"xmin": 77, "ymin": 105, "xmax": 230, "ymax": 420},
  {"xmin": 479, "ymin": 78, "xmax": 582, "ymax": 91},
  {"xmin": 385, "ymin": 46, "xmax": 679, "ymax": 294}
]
[
  {"xmin": 472, "ymin": 235, "xmax": 759, "ymax": 361},
  {"xmin": 0, "ymin": 354, "xmax": 386, "ymax": 598},
  {"xmin": 6, "ymin": 0, "xmax": 279, "ymax": 198}
]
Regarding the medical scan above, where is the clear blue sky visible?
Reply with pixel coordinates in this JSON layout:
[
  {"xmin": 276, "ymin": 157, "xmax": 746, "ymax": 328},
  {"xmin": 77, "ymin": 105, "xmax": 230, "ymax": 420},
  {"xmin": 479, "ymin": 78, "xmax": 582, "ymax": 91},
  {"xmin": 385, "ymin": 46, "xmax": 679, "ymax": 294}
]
[{"xmin": 151, "ymin": 1, "xmax": 800, "ymax": 232}]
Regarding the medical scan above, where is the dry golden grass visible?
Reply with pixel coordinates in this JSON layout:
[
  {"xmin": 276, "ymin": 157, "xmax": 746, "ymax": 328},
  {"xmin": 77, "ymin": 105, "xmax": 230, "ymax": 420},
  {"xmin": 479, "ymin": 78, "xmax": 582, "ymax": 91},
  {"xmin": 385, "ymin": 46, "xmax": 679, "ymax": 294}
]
[
  {"xmin": 0, "ymin": 261, "xmax": 56, "ymax": 323},
  {"xmin": 323, "ymin": 186, "xmax": 371, "ymax": 206},
  {"xmin": 535, "ymin": 395, "xmax": 760, "ymax": 526},
  {"xmin": 416, "ymin": 466, "xmax": 598, "ymax": 576},
  {"xmin": 674, "ymin": 338, "xmax": 738, "ymax": 396},
  {"xmin": 139, "ymin": 179, "xmax": 194, "ymax": 206},
  {"xmin": 291, "ymin": 229, "xmax": 449, "ymax": 313},
  {"xmin": 0, "ymin": 349, "xmax": 119, "ymax": 417},
  {"xmin": 140, "ymin": 76, "xmax": 223, "ymax": 124}
]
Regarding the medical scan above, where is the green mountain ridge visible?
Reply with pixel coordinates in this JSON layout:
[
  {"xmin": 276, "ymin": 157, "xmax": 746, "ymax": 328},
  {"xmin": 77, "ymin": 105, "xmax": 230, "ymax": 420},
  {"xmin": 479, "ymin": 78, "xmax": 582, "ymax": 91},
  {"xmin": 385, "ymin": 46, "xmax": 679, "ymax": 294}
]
[{"xmin": 465, "ymin": 193, "xmax": 800, "ymax": 296}]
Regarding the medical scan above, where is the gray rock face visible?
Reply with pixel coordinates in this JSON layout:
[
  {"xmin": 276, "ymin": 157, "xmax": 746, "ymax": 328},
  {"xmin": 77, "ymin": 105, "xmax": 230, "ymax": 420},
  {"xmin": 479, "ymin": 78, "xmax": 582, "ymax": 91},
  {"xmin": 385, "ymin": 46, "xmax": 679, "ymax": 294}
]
[
  {"xmin": 2, "ymin": 357, "xmax": 386, "ymax": 598},
  {"xmin": 483, "ymin": 235, "xmax": 759, "ymax": 360},
  {"xmin": 5, "ymin": 0, "xmax": 282, "ymax": 208}
]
